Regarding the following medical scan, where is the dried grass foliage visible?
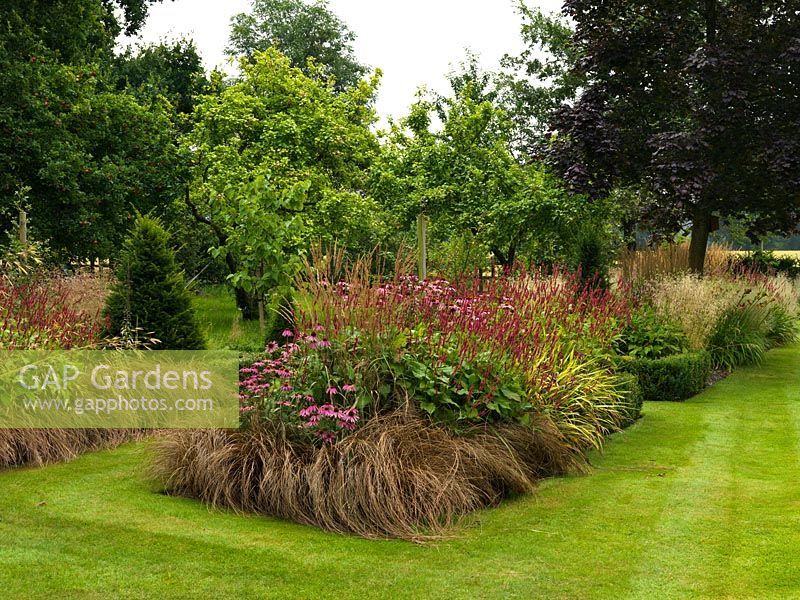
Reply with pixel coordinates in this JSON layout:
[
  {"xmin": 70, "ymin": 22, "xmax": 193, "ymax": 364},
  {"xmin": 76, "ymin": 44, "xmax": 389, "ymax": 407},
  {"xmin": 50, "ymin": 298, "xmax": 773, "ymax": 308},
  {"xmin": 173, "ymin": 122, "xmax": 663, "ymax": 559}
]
[
  {"xmin": 59, "ymin": 269, "xmax": 113, "ymax": 321},
  {"xmin": 153, "ymin": 412, "xmax": 582, "ymax": 542},
  {"xmin": 0, "ymin": 428, "xmax": 140, "ymax": 469},
  {"xmin": 648, "ymin": 275, "xmax": 741, "ymax": 350},
  {"xmin": 617, "ymin": 242, "xmax": 730, "ymax": 281}
]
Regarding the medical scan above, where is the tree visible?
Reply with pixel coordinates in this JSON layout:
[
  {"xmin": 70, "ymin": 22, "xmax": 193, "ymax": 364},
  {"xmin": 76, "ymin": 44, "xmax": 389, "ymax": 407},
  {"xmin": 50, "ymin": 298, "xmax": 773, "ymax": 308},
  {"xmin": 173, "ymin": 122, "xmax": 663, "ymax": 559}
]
[
  {"xmin": 1, "ymin": 0, "xmax": 167, "ymax": 62},
  {"xmin": 104, "ymin": 214, "xmax": 205, "ymax": 349},
  {"xmin": 498, "ymin": 2, "xmax": 583, "ymax": 157},
  {"xmin": 550, "ymin": 0, "xmax": 800, "ymax": 272},
  {"xmin": 183, "ymin": 49, "xmax": 384, "ymax": 318},
  {"xmin": 371, "ymin": 84, "xmax": 600, "ymax": 268},
  {"xmin": 0, "ymin": 1, "xmax": 184, "ymax": 263},
  {"xmin": 227, "ymin": 0, "xmax": 368, "ymax": 92},
  {"xmin": 0, "ymin": 23, "xmax": 181, "ymax": 262},
  {"xmin": 111, "ymin": 39, "xmax": 208, "ymax": 118}
]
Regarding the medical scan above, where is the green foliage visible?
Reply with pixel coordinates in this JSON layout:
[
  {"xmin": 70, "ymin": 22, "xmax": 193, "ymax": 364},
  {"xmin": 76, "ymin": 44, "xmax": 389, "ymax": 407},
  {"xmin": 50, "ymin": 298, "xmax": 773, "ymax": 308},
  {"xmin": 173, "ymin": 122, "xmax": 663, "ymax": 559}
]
[
  {"xmin": 183, "ymin": 48, "xmax": 386, "ymax": 311},
  {"xmin": 104, "ymin": 215, "xmax": 205, "ymax": 349},
  {"xmin": 111, "ymin": 39, "xmax": 208, "ymax": 119},
  {"xmin": 619, "ymin": 352, "xmax": 712, "ymax": 403},
  {"xmin": 731, "ymin": 250, "xmax": 800, "ymax": 278},
  {"xmin": 264, "ymin": 287, "xmax": 296, "ymax": 344},
  {"xmin": 372, "ymin": 84, "xmax": 597, "ymax": 268},
  {"xmin": 614, "ymin": 309, "xmax": 688, "ymax": 360},
  {"xmin": 227, "ymin": 0, "xmax": 368, "ymax": 92},
  {"xmin": 210, "ymin": 177, "xmax": 308, "ymax": 303},
  {"xmin": 391, "ymin": 331, "xmax": 532, "ymax": 428},
  {"xmin": 571, "ymin": 222, "xmax": 613, "ymax": 287},
  {"xmin": 162, "ymin": 199, "xmax": 228, "ymax": 285},
  {"xmin": 498, "ymin": 2, "xmax": 582, "ymax": 154},
  {"xmin": 614, "ymin": 372, "xmax": 643, "ymax": 426},
  {"xmin": 428, "ymin": 230, "xmax": 489, "ymax": 281},
  {"xmin": 766, "ymin": 304, "xmax": 799, "ymax": 347},
  {"xmin": 0, "ymin": 12, "xmax": 182, "ymax": 263},
  {"xmin": 706, "ymin": 293, "xmax": 772, "ymax": 370}
]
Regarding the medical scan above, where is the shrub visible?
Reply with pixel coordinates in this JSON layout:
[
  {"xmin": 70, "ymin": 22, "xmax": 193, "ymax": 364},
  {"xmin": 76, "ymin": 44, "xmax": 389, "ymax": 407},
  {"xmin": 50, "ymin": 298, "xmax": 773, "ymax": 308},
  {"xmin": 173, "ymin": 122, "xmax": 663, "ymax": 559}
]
[
  {"xmin": 158, "ymin": 251, "xmax": 639, "ymax": 539},
  {"xmin": 647, "ymin": 270, "xmax": 799, "ymax": 358},
  {"xmin": 619, "ymin": 352, "xmax": 712, "ymax": 402},
  {"xmin": 731, "ymin": 250, "xmax": 800, "ymax": 278},
  {"xmin": 613, "ymin": 308, "xmax": 688, "ymax": 359},
  {"xmin": 706, "ymin": 291, "xmax": 772, "ymax": 369},
  {"xmin": 104, "ymin": 215, "xmax": 205, "ymax": 349},
  {"xmin": 573, "ymin": 224, "xmax": 612, "ymax": 288},
  {"xmin": 614, "ymin": 372, "xmax": 643, "ymax": 425}
]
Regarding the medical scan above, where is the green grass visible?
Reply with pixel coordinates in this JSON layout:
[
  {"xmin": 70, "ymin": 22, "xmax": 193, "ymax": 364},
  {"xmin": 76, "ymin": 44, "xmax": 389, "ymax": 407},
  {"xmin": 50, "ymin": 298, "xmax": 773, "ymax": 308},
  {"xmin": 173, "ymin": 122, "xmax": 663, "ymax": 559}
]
[
  {"xmin": 3, "ymin": 346, "xmax": 800, "ymax": 598},
  {"xmin": 192, "ymin": 285, "xmax": 264, "ymax": 351}
]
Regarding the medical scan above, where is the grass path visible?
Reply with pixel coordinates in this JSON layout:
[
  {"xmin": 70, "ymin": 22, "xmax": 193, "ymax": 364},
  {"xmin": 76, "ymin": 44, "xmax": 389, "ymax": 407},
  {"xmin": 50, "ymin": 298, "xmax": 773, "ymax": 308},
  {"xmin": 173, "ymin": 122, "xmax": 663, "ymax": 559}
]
[{"xmin": 2, "ymin": 347, "xmax": 800, "ymax": 599}]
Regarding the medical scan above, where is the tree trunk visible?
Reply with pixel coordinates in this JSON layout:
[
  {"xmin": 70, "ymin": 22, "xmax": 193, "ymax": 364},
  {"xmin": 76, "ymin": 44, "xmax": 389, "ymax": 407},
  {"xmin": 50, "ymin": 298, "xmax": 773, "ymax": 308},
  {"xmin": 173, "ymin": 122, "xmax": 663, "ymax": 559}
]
[
  {"xmin": 184, "ymin": 187, "xmax": 260, "ymax": 320},
  {"xmin": 233, "ymin": 286, "xmax": 260, "ymax": 321},
  {"xmin": 491, "ymin": 243, "xmax": 516, "ymax": 269},
  {"xmin": 689, "ymin": 206, "xmax": 712, "ymax": 274}
]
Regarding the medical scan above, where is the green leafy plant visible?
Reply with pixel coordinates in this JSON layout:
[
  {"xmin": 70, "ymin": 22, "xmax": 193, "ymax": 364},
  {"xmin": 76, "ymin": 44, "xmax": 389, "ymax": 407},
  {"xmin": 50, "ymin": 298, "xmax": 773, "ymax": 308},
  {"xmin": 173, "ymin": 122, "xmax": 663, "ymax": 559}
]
[
  {"xmin": 619, "ymin": 352, "xmax": 712, "ymax": 402},
  {"xmin": 614, "ymin": 308, "xmax": 688, "ymax": 360},
  {"xmin": 390, "ymin": 329, "xmax": 532, "ymax": 427},
  {"xmin": 706, "ymin": 291, "xmax": 772, "ymax": 370},
  {"xmin": 732, "ymin": 250, "xmax": 800, "ymax": 278}
]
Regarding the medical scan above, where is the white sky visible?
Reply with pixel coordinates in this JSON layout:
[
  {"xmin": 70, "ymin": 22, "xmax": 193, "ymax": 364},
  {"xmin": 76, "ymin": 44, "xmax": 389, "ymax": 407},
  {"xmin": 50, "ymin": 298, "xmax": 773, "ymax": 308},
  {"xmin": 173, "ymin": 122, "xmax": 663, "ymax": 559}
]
[{"xmin": 122, "ymin": 0, "xmax": 563, "ymax": 125}]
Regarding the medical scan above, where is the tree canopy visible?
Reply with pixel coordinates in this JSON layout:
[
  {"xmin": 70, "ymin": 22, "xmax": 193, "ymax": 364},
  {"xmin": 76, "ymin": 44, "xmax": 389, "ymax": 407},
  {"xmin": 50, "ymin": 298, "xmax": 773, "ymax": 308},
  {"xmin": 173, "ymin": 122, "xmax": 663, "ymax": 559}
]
[
  {"xmin": 228, "ymin": 0, "xmax": 368, "ymax": 92},
  {"xmin": 550, "ymin": 0, "xmax": 800, "ymax": 271},
  {"xmin": 371, "ymin": 81, "xmax": 602, "ymax": 269},
  {"xmin": 0, "ymin": 5, "xmax": 181, "ymax": 262},
  {"xmin": 183, "ymin": 49, "xmax": 385, "ymax": 315}
]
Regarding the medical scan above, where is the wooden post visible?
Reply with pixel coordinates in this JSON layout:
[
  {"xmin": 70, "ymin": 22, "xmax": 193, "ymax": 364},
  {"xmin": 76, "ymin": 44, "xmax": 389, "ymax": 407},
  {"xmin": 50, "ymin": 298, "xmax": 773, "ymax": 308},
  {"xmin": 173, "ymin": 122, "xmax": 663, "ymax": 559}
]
[
  {"xmin": 18, "ymin": 209, "xmax": 27, "ymax": 246},
  {"xmin": 416, "ymin": 213, "xmax": 427, "ymax": 280},
  {"xmin": 257, "ymin": 262, "xmax": 266, "ymax": 335}
]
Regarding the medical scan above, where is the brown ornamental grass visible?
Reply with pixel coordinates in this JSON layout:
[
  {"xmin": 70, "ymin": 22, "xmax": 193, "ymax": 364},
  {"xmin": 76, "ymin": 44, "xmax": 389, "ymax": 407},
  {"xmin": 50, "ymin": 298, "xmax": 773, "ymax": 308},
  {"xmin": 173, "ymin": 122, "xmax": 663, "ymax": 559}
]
[{"xmin": 152, "ymin": 411, "xmax": 581, "ymax": 542}]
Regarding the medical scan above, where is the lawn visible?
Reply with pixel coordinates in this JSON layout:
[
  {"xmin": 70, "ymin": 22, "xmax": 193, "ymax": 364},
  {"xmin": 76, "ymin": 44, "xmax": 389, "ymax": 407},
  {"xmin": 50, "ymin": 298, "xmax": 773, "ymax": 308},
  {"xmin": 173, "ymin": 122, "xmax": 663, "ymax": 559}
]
[
  {"xmin": 192, "ymin": 285, "xmax": 265, "ymax": 352},
  {"xmin": 1, "ymin": 346, "xmax": 800, "ymax": 598}
]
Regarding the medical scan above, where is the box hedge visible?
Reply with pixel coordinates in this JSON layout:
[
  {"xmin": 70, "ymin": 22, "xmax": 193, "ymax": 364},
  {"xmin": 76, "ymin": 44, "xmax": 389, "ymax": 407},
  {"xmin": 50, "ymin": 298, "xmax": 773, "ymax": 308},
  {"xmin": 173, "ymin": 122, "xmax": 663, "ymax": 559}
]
[
  {"xmin": 618, "ymin": 351, "xmax": 712, "ymax": 402},
  {"xmin": 614, "ymin": 372, "xmax": 644, "ymax": 425}
]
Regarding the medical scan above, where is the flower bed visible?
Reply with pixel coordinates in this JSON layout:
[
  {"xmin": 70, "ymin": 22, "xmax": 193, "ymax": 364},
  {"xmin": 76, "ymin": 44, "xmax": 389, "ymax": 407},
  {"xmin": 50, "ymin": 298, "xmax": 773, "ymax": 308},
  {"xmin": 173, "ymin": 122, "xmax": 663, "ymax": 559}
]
[
  {"xmin": 155, "ymin": 256, "xmax": 639, "ymax": 540},
  {"xmin": 0, "ymin": 273, "xmax": 140, "ymax": 469}
]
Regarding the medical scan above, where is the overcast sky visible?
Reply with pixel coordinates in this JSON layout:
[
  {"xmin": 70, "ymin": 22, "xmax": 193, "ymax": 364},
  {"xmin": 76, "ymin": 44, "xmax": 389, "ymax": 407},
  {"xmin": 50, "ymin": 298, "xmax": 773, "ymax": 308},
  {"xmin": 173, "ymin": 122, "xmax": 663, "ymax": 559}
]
[{"xmin": 123, "ymin": 0, "xmax": 563, "ymax": 125}]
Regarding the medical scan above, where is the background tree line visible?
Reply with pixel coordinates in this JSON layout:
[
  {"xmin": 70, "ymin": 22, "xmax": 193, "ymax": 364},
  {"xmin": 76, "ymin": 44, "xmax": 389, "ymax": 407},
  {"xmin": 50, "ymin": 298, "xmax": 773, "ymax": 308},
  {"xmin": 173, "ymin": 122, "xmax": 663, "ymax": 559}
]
[{"xmin": 2, "ymin": 0, "xmax": 798, "ymax": 320}]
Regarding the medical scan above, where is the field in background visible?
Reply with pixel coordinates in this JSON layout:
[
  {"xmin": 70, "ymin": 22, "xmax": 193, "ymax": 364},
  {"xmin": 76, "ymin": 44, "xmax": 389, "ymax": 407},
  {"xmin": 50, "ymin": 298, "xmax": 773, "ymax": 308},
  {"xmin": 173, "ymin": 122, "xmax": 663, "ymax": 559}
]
[{"xmin": 727, "ymin": 250, "xmax": 800, "ymax": 259}]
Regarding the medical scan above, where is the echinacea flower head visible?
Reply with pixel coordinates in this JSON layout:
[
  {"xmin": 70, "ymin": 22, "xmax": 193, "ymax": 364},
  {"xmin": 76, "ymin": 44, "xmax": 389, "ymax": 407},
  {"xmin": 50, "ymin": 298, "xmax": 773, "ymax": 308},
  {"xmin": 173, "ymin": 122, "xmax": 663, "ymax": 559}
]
[
  {"xmin": 282, "ymin": 329, "xmax": 294, "ymax": 338},
  {"xmin": 342, "ymin": 384, "xmax": 357, "ymax": 393},
  {"xmin": 326, "ymin": 386, "xmax": 338, "ymax": 395}
]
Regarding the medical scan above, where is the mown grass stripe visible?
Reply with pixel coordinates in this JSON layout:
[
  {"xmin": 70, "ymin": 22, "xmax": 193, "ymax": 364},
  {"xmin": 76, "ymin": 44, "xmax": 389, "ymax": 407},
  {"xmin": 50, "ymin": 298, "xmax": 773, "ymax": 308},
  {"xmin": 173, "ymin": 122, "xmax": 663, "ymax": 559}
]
[{"xmin": 1, "ymin": 347, "xmax": 800, "ymax": 598}]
